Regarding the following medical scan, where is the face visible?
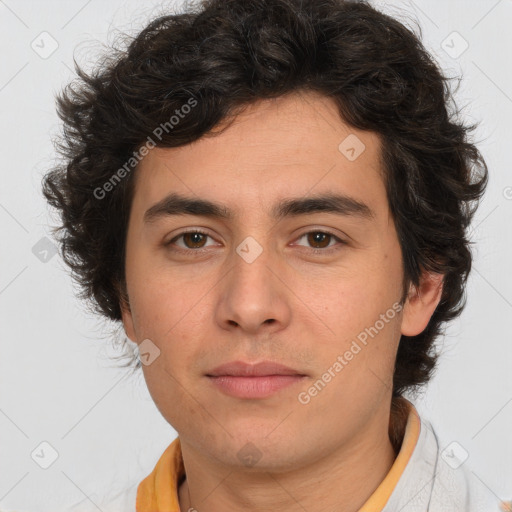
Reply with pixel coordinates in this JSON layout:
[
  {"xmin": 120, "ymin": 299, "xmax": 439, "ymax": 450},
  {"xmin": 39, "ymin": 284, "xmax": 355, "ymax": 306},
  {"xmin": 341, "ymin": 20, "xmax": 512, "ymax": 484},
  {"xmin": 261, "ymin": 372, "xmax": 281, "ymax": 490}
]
[{"xmin": 121, "ymin": 91, "xmax": 441, "ymax": 471}]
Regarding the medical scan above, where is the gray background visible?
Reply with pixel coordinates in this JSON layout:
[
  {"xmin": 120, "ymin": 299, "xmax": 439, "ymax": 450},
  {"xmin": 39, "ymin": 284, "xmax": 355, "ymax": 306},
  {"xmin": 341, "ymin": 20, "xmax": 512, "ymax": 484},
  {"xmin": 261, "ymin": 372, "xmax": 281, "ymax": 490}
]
[{"xmin": 0, "ymin": 0, "xmax": 511, "ymax": 510}]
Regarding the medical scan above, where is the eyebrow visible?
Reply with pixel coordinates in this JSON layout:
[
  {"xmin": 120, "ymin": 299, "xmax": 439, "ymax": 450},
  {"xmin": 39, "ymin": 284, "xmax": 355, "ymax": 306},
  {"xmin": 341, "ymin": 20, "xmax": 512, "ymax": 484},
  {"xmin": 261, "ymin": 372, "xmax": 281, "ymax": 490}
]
[{"xmin": 143, "ymin": 192, "xmax": 375, "ymax": 224}]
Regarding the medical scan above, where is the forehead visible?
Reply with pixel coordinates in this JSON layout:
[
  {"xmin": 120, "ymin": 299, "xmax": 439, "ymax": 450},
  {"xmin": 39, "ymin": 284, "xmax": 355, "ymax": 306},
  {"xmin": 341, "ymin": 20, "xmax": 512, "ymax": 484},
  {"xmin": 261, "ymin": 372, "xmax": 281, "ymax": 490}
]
[{"xmin": 131, "ymin": 91, "xmax": 386, "ymax": 220}]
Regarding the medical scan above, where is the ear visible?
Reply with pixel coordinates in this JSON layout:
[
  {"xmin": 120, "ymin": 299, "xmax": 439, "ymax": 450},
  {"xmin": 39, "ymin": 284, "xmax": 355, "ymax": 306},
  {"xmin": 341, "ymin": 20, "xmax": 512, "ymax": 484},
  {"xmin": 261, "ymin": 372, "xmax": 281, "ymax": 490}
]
[
  {"xmin": 120, "ymin": 302, "xmax": 137, "ymax": 343},
  {"xmin": 118, "ymin": 284, "xmax": 137, "ymax": 343},
  {"xmin": 400, "ymin": 269, "xmax": 444, "ymax": 337}
]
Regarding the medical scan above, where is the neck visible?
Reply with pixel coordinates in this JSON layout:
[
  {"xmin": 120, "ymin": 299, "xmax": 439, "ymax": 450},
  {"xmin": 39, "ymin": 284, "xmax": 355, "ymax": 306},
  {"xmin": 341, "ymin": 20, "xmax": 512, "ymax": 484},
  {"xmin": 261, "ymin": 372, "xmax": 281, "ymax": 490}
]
[{"xmin": 178, "ymin": 399, "xmax": 406, "ymax": 512}]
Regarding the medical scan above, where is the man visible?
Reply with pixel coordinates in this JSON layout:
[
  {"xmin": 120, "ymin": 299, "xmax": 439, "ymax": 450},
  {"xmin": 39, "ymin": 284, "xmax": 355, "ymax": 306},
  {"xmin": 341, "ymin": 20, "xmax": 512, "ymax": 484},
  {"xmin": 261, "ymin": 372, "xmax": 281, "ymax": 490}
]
[{"xmin": 42, "ymin": 0, "xmax": 497, "ymax": 510}]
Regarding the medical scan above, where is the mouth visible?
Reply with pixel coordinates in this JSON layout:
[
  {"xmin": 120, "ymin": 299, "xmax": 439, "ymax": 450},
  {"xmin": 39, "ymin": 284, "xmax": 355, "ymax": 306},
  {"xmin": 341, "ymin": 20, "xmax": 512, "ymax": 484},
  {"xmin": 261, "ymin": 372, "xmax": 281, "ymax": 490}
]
[{"xmin": 206, "ymin": 361, "xmax": 307, "ymax": 399}]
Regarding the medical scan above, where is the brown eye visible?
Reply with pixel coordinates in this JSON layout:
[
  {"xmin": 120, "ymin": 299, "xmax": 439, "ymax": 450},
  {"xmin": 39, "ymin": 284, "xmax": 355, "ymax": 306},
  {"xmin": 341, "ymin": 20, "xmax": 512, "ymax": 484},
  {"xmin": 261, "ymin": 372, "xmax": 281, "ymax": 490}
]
[
  {"xmin": 306, "ymin": 232, "xmax": 332, "ymax": 249},
  {"xmin": 181, "ymin": 232, "xmax": 208, "ymax": 249},
  {"xmin": 167, "ymin": 230, "xmax": 215, "ymax": 251},
  {"xmin": 294, "ymin": 230, "xmax": 346, "ymax": 254}
]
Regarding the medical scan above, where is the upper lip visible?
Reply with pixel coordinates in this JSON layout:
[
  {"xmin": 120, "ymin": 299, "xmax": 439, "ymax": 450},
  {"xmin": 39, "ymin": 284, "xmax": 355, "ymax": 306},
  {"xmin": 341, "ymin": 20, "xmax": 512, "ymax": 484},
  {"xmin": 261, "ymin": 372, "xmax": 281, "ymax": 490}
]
[{"xmin": 206, "ymin": 361, "xmax": 306, "ymax": 377}]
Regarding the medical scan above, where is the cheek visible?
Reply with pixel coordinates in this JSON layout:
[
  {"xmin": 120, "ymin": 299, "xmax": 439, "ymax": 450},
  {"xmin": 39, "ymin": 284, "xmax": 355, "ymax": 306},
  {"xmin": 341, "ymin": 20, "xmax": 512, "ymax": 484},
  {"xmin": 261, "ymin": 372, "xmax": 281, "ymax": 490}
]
[
  {"xmin": 141, "ymin": 360, "xmax": 201, "ymax": 434},
  {"xmin": 312, "ymin": 268, "xmax": 399, "ymax": 333},
  {"xmin": 128, "ymin": 264, "xmax": 200, "ymax": 336},
  {"xmin": 301, "ymin": 260, "xmax": 402, "ymax": 384}
]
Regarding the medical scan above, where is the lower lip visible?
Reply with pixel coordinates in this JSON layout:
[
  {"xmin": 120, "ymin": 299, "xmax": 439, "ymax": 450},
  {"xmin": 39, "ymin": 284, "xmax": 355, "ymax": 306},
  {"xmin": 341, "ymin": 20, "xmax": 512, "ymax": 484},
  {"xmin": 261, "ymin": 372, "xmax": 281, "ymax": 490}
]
[{"xmin": 207, "ymin": 375, "xmax": 306, "ymax": 399}]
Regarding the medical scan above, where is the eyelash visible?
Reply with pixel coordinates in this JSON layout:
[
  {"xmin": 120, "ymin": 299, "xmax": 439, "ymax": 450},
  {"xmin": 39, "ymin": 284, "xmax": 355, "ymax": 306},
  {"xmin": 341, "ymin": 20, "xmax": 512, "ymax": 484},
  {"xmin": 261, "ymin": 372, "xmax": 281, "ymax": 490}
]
[{"xmin": 165, "ymin": 229, "xmax": 346, "ymax": 256}]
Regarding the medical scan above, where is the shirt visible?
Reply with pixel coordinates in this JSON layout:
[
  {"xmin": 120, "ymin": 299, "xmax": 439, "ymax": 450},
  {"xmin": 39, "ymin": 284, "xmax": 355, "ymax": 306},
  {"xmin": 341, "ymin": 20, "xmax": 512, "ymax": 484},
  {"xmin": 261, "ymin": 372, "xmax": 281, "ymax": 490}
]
[{"xmin": 67, "ymin": 398, "xmax": 499, "ymax": 511}]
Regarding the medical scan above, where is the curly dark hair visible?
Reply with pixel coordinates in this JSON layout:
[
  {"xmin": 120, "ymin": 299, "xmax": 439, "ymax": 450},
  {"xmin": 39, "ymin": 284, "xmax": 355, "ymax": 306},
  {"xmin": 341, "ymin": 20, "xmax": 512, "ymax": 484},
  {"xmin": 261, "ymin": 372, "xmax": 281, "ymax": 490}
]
[{"xmin": 42, "ymin": 0, "xmax": 488, "ymax": 398}]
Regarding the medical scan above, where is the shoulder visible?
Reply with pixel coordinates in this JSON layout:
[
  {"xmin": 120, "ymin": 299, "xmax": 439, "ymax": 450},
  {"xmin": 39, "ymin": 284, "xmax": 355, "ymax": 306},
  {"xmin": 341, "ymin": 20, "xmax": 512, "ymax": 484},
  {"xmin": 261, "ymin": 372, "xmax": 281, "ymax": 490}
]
[
  {"xmin": 67, "ymin": 484, "xmax": 137, "ymax": 512},
  {"xmin": 384, "ymin": 413, "xmax": 499, "ymax": 511},
  {"xmin": 99, "ymin": 485, "xmax": 138, "ymax": 511}
]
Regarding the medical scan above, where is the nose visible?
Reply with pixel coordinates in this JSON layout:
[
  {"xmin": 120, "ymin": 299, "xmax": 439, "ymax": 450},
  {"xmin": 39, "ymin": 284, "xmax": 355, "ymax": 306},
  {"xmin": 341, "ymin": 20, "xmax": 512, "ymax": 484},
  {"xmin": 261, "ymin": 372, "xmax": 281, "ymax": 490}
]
[{"xmin": 214, "ymin": 244, "xmax": 292, "ymax": 334}]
